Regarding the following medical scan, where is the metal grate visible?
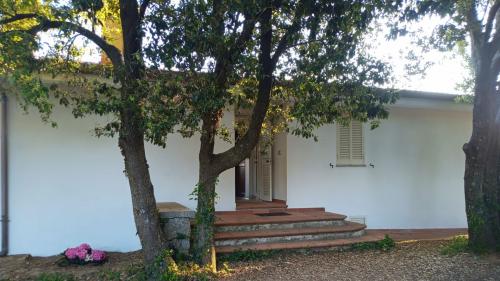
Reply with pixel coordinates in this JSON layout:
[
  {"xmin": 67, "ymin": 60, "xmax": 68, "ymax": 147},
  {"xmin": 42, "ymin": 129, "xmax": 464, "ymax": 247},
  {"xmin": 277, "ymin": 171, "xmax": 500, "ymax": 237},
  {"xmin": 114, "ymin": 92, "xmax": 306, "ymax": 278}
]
[{"xmin": 348, "ymin": 216, "xmax": 366, "ymax": 225}]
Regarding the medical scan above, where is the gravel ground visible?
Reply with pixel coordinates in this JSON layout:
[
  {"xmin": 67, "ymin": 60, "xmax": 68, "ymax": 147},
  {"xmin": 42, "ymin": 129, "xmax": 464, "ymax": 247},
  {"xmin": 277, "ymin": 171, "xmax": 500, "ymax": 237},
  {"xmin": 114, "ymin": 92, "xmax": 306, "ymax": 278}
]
[
  {"xmin": 1, "ymin": 241, "xmax": 499, "ymax": 280},
  {"xmin": 220, "ymin": 241, "xmax": 500, "ymax": 281}
]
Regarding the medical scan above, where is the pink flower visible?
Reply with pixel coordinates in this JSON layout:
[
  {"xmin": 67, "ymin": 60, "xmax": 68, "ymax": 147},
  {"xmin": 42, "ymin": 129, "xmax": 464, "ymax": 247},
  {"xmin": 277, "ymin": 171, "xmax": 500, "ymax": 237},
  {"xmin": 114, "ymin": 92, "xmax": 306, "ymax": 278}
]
[
  {"xmin": 76, "ymin": 248, "xmax": 88, "ymax": 260},
  {"xmin": 78, "ymin": 243, "xmax": 91, "ymax": 251},
  {"xmin": 64, "ymin": 248, "xmax": 78, "ymax": 260},
  {"xmin": 91, "ymin": 250, "xmax": 106, "ymax": 262}
]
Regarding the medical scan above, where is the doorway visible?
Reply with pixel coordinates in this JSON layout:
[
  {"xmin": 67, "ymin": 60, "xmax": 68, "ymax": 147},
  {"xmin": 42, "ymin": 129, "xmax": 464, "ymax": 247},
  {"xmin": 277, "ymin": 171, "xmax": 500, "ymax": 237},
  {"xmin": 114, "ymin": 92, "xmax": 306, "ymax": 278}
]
[{"xmin": 234, "ymin": 132, "xmax": 287, "ymax": 203}]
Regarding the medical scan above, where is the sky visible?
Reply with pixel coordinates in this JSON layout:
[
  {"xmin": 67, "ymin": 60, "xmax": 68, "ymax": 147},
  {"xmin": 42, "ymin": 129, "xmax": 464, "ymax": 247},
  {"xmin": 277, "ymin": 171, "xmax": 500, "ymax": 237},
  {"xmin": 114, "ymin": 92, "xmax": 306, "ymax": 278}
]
[
  {"xmin": 369, "ymin": 16, "xmax": 469, "ymax": 95},
  {"xmin": 375, "ymin": 37, "xmax": 467, "ymax": 95}
]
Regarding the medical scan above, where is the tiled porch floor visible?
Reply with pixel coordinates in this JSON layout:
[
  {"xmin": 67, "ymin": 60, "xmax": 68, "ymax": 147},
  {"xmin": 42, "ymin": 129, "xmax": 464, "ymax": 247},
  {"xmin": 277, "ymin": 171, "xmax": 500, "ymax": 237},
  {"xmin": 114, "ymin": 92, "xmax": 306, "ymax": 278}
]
[
  {"xmin": 215, "ymin": 208, "xmax": 345, "ymax": 226},
  {"xmin": 368, "ymin": 228, "xmax": 468, "ymax": 242}
]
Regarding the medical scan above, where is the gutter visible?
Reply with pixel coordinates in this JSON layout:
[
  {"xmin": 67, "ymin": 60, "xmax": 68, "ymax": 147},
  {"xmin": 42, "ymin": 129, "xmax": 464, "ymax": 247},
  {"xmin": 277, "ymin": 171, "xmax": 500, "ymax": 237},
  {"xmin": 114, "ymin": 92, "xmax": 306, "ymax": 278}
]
[{"xmin": 0, "ymin": 94, "xmax": 8, "ymax": 256}]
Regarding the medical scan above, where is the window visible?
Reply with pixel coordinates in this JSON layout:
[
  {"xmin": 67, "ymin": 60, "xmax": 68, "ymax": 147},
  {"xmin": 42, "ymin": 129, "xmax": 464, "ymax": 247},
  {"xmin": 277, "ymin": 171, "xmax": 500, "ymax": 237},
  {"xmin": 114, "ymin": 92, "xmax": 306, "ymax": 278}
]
[{"xmin": 336, "ymin": 121, "xmax": 365, "ymax": 166}]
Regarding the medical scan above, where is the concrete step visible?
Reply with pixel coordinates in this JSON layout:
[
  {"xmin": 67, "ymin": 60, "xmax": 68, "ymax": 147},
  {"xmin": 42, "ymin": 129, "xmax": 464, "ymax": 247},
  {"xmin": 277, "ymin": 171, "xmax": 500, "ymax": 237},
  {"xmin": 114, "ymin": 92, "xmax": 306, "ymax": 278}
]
[
  {"xmin": 216, "ymin": 232, "xmax": 385, "ymax": 254},
  {"xmin": 215, "ymin": 222, "xmax": 366, "ymax": 247},
  {"xmin": 215, "ymin": 210, "xmax": 347, "ymax": 232}
]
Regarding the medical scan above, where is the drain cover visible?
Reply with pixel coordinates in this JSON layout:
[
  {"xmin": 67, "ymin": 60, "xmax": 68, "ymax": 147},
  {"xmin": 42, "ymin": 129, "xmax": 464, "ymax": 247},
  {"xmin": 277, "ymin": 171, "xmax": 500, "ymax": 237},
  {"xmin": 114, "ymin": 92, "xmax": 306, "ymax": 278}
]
[{"xmin": 256, "ymin": 212, "xmax": 290, "ymax": 217}]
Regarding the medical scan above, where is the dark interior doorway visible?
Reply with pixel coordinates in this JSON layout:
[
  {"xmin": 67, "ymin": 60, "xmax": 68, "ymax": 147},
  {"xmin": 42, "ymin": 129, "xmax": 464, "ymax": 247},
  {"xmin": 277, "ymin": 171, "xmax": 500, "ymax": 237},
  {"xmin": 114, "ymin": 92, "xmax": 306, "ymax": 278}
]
[{"xmin": 235, "ymin": 161, "xmax": 246, "ymax": 198}]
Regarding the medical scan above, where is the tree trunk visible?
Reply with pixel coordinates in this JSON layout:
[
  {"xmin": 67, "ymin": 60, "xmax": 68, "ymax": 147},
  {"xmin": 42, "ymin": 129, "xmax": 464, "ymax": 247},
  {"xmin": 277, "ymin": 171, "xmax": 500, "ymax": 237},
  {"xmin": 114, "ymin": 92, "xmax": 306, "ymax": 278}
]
[
  {"xmin": 463, "ymin": 60, "xmax": 500, "ymax": 252},
  {"xmin": 191, "ymin": 8, "xmax": 275, "ymax": 269},
  {"xmin": 192, "ymin": 114, "xmax": 219, "ymax": 271},
  {"xmin": 117, "ymin": 0, "xmax": 168, "ymax": 266},
  {"xmin": 119, "ymin": 102, "xmax": 167, "ymax": 265}
]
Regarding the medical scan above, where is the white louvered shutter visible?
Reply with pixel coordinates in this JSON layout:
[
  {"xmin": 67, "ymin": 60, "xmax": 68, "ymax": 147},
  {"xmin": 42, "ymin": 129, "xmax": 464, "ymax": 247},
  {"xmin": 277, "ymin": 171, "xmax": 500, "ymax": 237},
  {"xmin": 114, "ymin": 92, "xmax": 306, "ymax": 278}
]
[
  {"xmin": 336, "ymin": 124, "xmax": 351, "ymax": 164},
  {"xmin": 350, "ymin": 121, "xmax": 364, "ymax": 165},
  {"xmin": 336, "ymin": 121, "xmax": 365, "ymax": 166}
]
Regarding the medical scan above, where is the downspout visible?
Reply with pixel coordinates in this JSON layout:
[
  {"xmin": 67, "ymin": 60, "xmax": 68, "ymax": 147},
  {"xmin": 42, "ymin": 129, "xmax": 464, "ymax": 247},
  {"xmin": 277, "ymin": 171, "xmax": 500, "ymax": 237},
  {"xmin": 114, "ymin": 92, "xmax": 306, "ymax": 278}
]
[{"xmin": 0, "ymin": 93, "xmax": 8, "ymax": 256}]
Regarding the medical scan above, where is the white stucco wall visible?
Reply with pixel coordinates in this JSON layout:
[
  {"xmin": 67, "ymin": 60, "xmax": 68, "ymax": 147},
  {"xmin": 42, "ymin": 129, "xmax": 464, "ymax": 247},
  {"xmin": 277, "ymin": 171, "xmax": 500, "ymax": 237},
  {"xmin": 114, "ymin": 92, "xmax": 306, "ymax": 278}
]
[
  {"xmin": 1, "ymin": 93, "xmax": 473, "ymax": 256},
  {"xmin": 4, "ymin": 98, "xmax": 234, "ymax": 256},
  {"xmin": 287, "ymin": 101, "xmax": 471, "ymax": 229}
]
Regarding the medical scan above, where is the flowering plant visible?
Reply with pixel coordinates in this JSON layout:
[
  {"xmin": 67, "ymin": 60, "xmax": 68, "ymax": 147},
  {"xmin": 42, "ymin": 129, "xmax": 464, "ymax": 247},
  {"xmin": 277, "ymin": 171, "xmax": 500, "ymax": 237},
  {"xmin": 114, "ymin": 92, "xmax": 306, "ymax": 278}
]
[{"xmin": 63, "ymin": 243, "xmax": 107, "ymax": 265}]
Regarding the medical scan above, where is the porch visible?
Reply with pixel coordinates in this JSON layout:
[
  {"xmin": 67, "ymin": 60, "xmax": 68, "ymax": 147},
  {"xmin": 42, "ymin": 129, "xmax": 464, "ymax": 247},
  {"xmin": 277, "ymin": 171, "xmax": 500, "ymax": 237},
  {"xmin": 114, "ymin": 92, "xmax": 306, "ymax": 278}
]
[
  {"xmin": 214, "ymin": 204, "xmax": 467, "ymax": 254},
  {"xmin": 214, "ymin": 206, "xmax": 382, "ymax": 253}
]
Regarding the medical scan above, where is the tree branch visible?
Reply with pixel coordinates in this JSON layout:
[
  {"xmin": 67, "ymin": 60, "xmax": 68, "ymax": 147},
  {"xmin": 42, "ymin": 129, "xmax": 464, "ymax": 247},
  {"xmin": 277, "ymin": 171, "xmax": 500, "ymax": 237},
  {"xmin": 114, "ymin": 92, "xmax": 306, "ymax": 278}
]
[
  {"xmin": 462, "ymin": 1, "xmax": 484, "ymax": 66},
  {"xmin": 212, "ymin": 6, "xmax": 274, "ymax": 172},
  {"xmin": 0, "ymin": 13, "xmax": 37, "ymax": 25},
  {"xmin": 271, "ymin": 0, "xmax": 305, "ymax": 67},
  {"xmin": 227, "ymin": 14, "xmax": 257, "ymax": 61},
  {"xmin": 32, "ymin": 19, "xmax": 123, "ymax": 67},
  {"xmin": 1, "ymin": 13, "xmax": 123, "ymax": 67},
  {"xmin": 491, "ymin": 50, "xmax": 500, "ymax": 75},
  {"xmin": 139, "ymin": 0, "xmax": 151, "ymax": 20},
  {"xmin": 484, "ymin": 0, "xmax": 500, "ymax": 44}
]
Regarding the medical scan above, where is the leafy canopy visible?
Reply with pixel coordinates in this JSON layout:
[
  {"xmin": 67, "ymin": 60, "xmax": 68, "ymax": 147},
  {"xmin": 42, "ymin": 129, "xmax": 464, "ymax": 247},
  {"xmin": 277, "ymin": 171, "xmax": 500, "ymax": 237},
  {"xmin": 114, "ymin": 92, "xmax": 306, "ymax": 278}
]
[
  {"xmin": 1, "ymin": 0, "xmax": 403, "ymax": 146},
  {"xmin": 145, "ymin": 0, "xmax": 401, "ymax": 142}
]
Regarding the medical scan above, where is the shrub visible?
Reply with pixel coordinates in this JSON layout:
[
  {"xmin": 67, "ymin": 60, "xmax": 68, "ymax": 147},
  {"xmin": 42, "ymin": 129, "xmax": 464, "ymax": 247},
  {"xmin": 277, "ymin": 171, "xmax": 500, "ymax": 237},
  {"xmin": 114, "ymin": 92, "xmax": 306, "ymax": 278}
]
[
  {"xmin": 352, "ymin": 235, "xmax": 396, "ymax": 251},
  {"xmin": 62, "ymin": 243, "xmax": 107, "ymax": 265},
  {"xmin": 441, "ymin": 235, "xmax": 469, "ymax": 256},
  {"xmin": 218, "ymin": 250, "xmax": 282, "ymax": 263}
]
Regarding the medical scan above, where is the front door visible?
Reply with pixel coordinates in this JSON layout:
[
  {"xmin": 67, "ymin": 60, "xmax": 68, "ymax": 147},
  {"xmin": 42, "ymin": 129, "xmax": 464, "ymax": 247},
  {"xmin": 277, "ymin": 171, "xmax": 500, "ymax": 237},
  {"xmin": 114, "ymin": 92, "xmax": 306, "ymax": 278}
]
[{"xmin": 256, "ymin": 141, "xmax": 273, "ymax": 201}]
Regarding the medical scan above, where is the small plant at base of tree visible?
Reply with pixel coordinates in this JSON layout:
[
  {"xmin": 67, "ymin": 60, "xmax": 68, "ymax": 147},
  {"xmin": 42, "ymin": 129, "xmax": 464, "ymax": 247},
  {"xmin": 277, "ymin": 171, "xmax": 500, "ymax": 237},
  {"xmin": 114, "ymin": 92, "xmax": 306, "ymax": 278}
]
[
  {"xmin": 218, "ymin": 249, "xmax": 283, "ymax": 263},
  {"xmin": 351, "ymin": 235, "xmax": 396, "ymax": 251},
  {"xmin": 440, "ymin": 235, "xmax": 471, "ymax": 256}
]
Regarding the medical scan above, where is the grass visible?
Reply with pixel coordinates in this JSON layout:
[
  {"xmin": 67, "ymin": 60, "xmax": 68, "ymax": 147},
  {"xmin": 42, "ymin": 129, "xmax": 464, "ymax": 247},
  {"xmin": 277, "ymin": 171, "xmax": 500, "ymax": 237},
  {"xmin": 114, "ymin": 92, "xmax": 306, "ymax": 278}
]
[
  {"xmin": 441, "ymin": 235, "xmax": 469, "ymax": 256},
  {"xmin": 218, "ymin": 249, "xmax": 283, "ymax": 263},
  {"xmin": 351, "ymin": 235, "xmax": 396, "ymax": 251},
  {"xmin": 34, "ymin": 273, "xmax": 76, "ymax": 281}
]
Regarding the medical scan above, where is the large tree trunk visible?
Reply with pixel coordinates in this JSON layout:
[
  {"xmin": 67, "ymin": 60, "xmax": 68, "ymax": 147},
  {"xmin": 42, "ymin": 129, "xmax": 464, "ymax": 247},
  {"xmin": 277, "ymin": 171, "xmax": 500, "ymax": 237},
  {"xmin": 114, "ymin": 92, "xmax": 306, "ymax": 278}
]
[
  {"xmin": 192, "ymin": 114, "xmax": 220, "ymax": 271},
  {"xmin": 117, "ymin": 0, "xmax": 167, "ymax": 266},
  {"xmin": 463, "ymin": 58, "xmax": 500, "ymax": 252},
  {"xmin": 119, "ymin": 103, "xmax": 167, "ymax": 264},
  {"xmin": 192, "ymin": 8, "xmax": 274, "ymax": 269}
]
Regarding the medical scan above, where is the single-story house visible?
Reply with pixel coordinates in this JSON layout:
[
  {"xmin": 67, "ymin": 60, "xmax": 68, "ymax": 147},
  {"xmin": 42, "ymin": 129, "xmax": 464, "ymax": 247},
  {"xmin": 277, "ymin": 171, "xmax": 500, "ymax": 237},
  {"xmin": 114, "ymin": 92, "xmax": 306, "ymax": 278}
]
[{"xmin": 0, "ymin": 89, "xmax": 471, "ymax": 256}]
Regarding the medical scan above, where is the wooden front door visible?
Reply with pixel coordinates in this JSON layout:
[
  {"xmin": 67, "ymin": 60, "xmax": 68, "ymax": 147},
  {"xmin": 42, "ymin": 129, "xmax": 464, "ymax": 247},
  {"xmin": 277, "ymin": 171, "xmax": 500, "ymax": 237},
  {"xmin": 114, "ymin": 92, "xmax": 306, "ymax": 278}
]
[{"xmin": 256, "ymin": 141, "xmax": 273, "ymax": 202}]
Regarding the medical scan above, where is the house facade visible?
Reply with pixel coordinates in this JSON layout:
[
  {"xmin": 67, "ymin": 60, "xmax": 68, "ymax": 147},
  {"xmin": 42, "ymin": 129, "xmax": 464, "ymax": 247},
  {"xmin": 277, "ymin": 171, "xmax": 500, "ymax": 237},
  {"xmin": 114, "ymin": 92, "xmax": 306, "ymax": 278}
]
[{"xmin": 0, "ymin": 90, "xmax": 471, "ymax": 256}]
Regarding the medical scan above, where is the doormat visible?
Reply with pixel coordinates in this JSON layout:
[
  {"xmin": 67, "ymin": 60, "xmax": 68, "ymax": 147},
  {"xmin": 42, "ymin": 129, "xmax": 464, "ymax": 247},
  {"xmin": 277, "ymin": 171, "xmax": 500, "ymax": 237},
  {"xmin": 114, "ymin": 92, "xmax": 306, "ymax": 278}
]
[{"xmin": 256, "ymin": 212, "xmax": 290, "ymax": 217}]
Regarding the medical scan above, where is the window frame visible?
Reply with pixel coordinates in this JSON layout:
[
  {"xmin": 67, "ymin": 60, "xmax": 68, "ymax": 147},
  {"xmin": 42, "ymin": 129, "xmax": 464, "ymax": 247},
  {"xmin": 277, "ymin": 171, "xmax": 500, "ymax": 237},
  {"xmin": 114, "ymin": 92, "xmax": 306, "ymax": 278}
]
[{"xmin": 335, "ymin": 121, "xmax": 366, "ymax": 167}]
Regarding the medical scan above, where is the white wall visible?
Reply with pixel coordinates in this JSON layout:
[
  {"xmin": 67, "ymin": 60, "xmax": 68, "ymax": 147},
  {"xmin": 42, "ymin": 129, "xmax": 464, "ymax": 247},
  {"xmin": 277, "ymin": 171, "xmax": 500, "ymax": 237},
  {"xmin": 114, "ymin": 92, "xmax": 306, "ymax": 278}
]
[
  {"xmin": 287, "ymin": 104, "xmax": 471, "ymax": 229},
  {"xmin": 2, "ymin": 93, "xmax": 474, "ymax": 255},
  {"xmin": 272, "ymin": 133, "xmax": 287, "ymax": 201},
  {"xmin": 6, "ymin": 98, "xmax": 234, "ymax": 256}
]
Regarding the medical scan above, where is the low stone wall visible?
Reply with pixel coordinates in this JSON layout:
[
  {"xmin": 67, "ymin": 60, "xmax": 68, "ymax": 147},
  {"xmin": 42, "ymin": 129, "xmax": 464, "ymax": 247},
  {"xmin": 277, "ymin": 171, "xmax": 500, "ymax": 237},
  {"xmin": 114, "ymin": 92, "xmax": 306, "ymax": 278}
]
[{"xmin": 157, "ymin": 202, "xmax": 195, "ymax": 255}]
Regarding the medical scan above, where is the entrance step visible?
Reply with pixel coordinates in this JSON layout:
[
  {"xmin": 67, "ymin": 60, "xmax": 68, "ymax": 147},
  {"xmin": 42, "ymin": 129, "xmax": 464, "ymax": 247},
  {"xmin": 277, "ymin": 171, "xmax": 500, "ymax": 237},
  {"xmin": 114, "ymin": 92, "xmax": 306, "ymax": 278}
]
[
  {"xmin": 215, "ymin": 208, "xmax": 380, "ymax": 254},
  {"xmin": 216, "ymin": 232, "xmax": 385, "ymax": 254},
  {"xmin": 215, "ymin": 221, "xmax": 366, "ymax": 247},
  {"xmin": 215, "ymin": 209, "xmax": 346, "ymax": 232}
]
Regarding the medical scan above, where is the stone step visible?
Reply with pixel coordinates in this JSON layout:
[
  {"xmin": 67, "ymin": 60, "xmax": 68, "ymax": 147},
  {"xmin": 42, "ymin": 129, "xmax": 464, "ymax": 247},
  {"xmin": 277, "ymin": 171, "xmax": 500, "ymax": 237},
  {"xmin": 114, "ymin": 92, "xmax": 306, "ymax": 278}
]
[
  {"xmin": 215, "ymin": 209, "xmax": 347, "ymax": 232},
  {"xmin": 216, "ymin": 232, "xmax": 386, "ymax": 254},
  {"xmin": 215, "ymin": 222, "xmax": 366, "ymax": 247}
]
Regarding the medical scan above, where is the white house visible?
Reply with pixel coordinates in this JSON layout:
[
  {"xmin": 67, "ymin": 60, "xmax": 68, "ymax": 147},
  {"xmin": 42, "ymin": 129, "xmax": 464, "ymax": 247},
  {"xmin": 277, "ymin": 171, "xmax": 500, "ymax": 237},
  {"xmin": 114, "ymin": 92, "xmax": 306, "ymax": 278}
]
[{"xmin": 0, "ymin": 89, "xmax": 471, "ymax": 256}]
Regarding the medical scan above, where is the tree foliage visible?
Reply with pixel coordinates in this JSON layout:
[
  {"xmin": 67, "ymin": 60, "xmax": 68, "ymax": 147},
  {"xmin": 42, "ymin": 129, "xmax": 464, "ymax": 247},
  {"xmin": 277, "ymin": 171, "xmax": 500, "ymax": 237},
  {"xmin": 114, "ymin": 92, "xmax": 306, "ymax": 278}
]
[{"xmin": 146, "ymin": 0, "xmax": 399, "ymax": 142}]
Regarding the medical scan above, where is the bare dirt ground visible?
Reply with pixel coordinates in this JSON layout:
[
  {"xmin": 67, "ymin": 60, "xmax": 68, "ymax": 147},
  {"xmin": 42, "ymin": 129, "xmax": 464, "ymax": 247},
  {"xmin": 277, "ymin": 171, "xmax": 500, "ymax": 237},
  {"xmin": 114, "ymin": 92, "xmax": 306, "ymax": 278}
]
[
  {"xmin": 1, "ymin": 241, "xmax": 500, "ymax": 281},
  {"xmin": 221, "ymin": 241, "xmax": 500, "ymax": 281},
  {"xmin": 0, "ymin": 251, "xmax": 143, "ymax": 280}
]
